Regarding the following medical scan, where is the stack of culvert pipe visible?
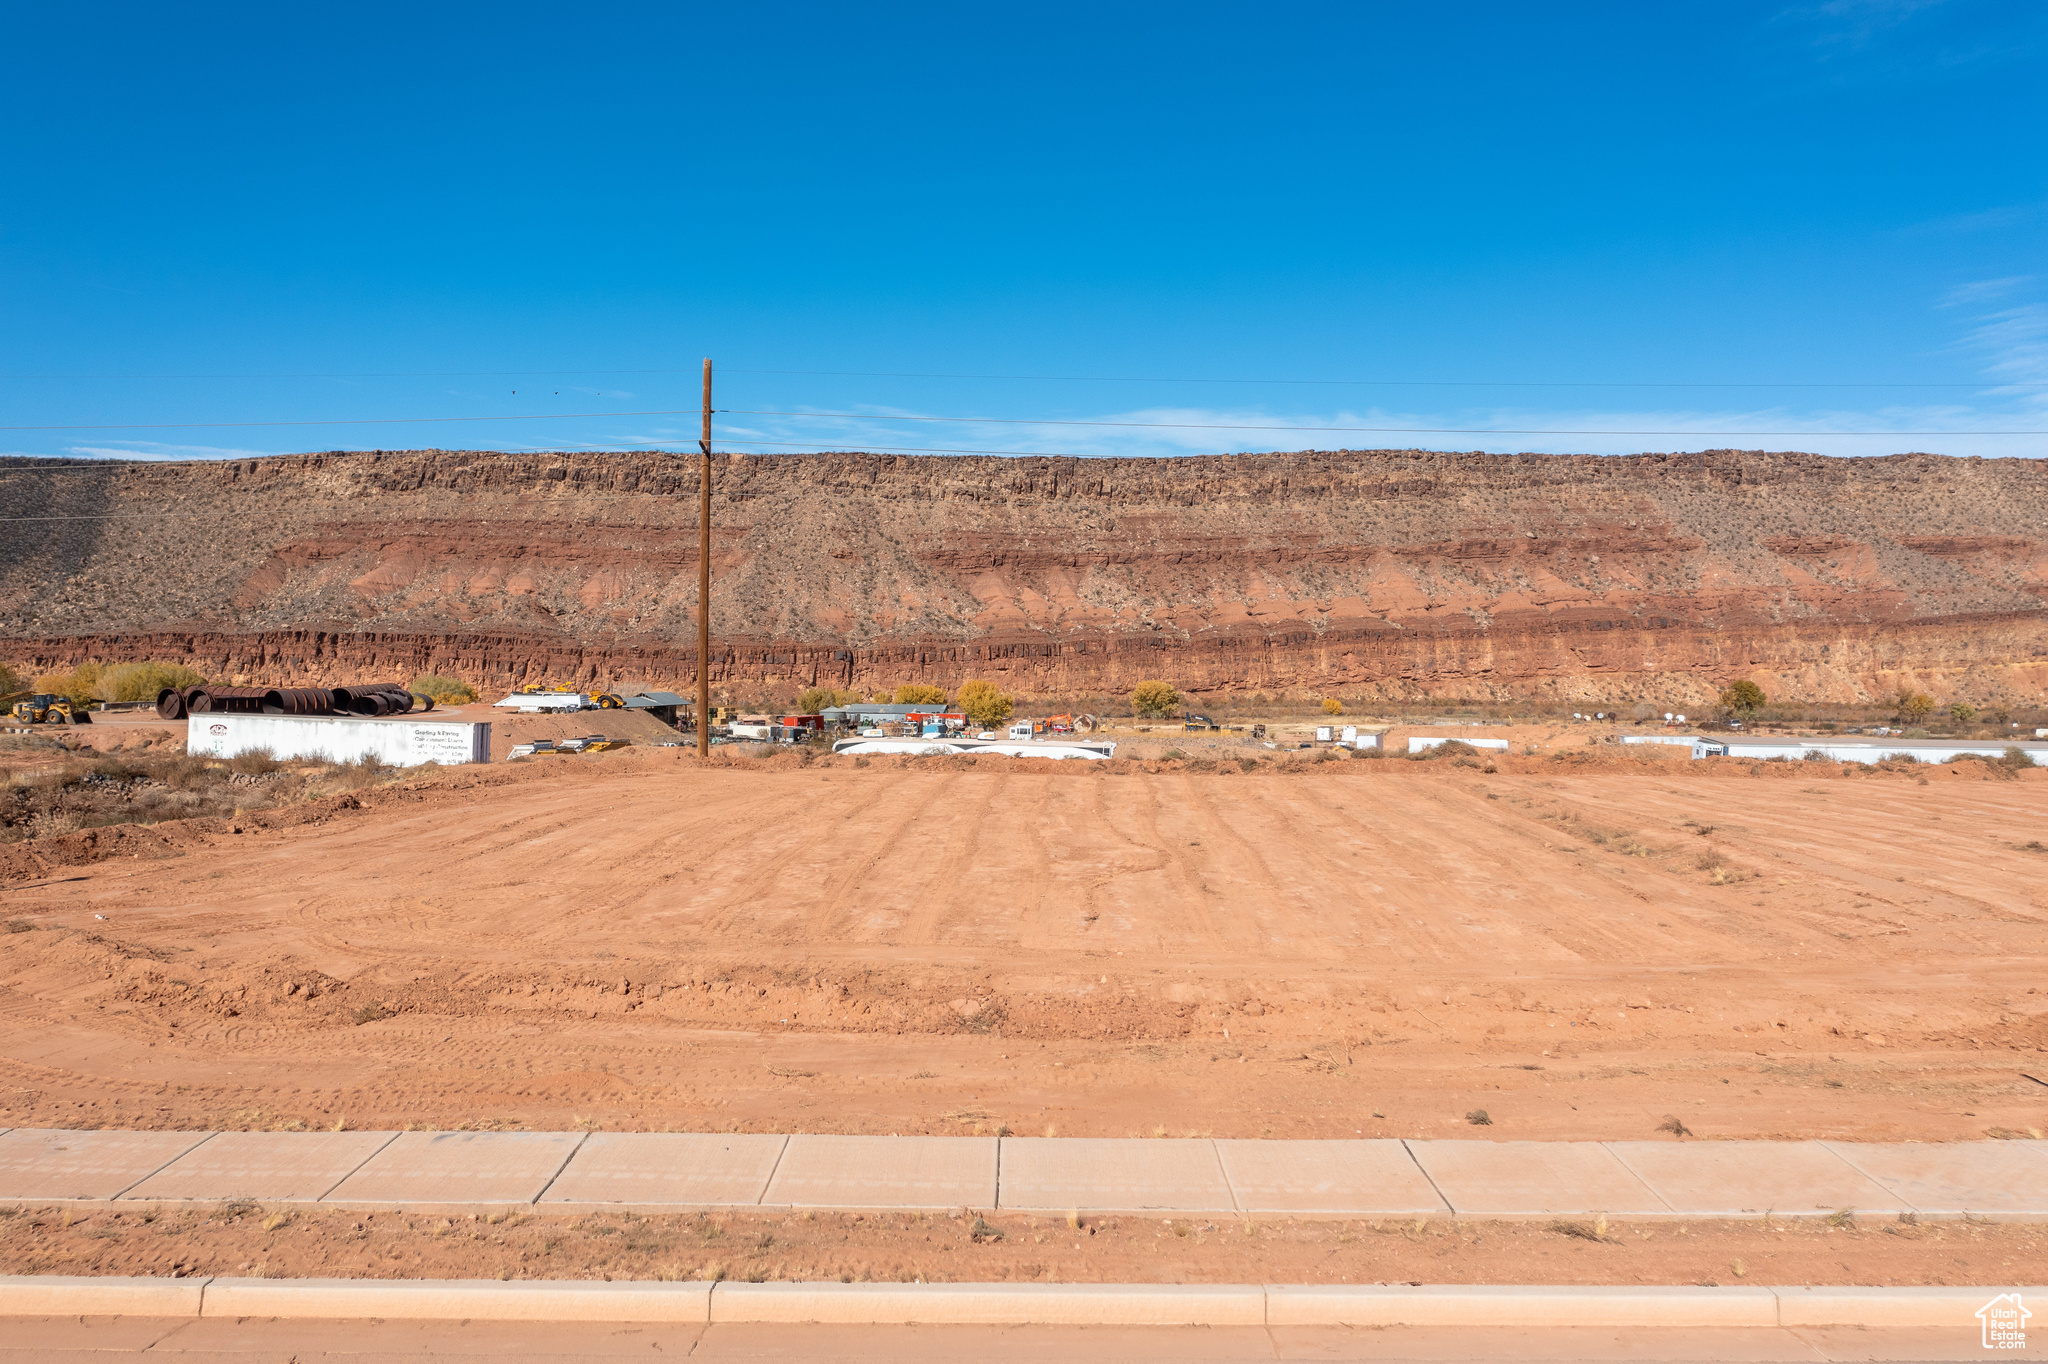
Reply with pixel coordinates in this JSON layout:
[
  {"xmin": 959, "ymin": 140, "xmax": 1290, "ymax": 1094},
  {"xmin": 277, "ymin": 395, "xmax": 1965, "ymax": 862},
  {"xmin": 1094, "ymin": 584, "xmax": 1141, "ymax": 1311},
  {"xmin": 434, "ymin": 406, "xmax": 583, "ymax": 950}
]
[
  {"xmin": 260, "ymin": 687, "xmax": 336, "ymax": 716},
  {"xmin": 162, "ymin": 681, "xmax": 450, "ymax": 721},
  {"xmin": 186, "ymin": 685, "xmax": 269, "ymax": 714},
  {"xmin": 332, "ymin": 683, "xmax": 413, "ymax": 716}
]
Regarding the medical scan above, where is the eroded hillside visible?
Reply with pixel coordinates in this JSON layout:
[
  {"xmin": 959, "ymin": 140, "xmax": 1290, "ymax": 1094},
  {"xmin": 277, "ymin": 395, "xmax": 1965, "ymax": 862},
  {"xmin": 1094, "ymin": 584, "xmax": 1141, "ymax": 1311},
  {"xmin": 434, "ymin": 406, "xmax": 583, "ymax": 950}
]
[{"xmin": 2, "ymin": 447, "xmax": 2044, "ymax": 703}]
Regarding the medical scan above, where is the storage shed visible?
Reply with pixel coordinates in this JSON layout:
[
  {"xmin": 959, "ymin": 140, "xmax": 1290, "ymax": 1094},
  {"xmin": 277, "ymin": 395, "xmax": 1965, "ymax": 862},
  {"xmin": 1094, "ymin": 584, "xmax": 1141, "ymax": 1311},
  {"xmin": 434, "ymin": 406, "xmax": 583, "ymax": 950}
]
[{"xmin": 623, "ymin": 691, "xmax": 689, "ymax": 727}]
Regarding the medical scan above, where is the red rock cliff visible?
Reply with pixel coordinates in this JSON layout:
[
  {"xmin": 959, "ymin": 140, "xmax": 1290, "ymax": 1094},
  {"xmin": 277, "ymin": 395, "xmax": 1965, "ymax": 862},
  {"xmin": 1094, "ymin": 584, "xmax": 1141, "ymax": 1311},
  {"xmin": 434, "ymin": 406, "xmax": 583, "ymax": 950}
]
[{"xmin": 2, "ymin": 447, "xmax": 2043, "ymax": 705}]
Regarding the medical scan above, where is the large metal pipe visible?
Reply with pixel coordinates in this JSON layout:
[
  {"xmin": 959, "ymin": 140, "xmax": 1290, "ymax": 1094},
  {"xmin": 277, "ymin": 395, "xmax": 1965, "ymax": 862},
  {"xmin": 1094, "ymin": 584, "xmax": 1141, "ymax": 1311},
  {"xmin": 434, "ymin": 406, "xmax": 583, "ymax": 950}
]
[
  {"xmin": 187, "ymin": 686, "xmax": 269, "ymax": 714},
  {"xmin": 331, "ymin": 683, "xmax": 405, "ymax": 715},
  {"xmin": 156, "ymin": 688, "xmax": 187, "ymax": 720},
  {"xmin": 261, "ymin": 687, "xmax": 336, "ymax": 716}
]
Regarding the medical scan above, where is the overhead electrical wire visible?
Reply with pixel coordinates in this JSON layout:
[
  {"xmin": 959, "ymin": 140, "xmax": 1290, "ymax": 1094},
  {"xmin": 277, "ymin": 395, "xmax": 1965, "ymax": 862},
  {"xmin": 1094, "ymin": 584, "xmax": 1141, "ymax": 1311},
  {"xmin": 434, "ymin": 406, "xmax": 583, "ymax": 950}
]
[
  {"xmin": 3, "ymin": 364, "xmax": 2044, "ymax": 389},
  {"xmin": 2, "ymin": 406, "xmax": 2040, "ymax": 436}
]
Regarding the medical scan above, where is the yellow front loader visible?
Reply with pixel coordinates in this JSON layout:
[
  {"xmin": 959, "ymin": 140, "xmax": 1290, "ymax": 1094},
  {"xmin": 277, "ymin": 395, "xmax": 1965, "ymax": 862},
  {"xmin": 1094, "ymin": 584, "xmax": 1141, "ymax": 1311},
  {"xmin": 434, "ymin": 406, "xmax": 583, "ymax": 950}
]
[{"xmin": 9, "ymin": 693, "xmax": 91, "ymax": 725}]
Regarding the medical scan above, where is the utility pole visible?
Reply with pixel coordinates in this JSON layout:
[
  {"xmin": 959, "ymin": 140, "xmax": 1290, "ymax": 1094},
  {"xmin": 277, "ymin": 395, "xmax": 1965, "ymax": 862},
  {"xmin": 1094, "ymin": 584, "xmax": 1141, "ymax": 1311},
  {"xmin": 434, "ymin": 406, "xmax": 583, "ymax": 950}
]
[{"xmin": 697, "ymin": 357, "xmax": 712, "ymax": 758}]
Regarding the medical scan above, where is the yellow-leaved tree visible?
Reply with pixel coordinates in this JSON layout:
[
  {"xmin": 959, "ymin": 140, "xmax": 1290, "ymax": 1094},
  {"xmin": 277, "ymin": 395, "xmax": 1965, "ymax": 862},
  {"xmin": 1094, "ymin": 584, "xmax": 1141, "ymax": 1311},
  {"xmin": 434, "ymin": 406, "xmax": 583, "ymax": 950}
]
[
  {"xmin": 893, "ymin": 684, "xmax": 948, "ymax": 705},
  {"xmin": 797, "ymin": 686, "xmax": 855, "ymax": 713},
  {"xmin": 956, "ymin": 679, "xmax": 1014, "ymax": 727},
  {"xmin": 1130, "ymin": 680, "xmax": 1180, "ymax": 717}
]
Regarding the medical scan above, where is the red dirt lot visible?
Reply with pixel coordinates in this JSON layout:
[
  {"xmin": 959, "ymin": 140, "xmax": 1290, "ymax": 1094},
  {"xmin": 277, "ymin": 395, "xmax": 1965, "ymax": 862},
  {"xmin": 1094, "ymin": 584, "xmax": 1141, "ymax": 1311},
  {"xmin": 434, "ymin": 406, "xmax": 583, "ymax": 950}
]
[
  {"xmin": 1, "ymin": 1203, "xmax": 2038, "ymax": 1289},
  {"xmin": 2, "ymin": 744, "xmax": 2044, "ymax": 1143}
]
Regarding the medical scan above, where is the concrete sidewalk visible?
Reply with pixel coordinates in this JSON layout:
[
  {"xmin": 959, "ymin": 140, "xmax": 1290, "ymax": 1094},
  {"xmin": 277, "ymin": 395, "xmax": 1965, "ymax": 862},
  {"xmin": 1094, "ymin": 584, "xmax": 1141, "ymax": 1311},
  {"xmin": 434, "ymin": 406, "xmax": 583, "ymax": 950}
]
[{"xmin": 0, "ymin": 1127, "xmax": 2042, "ymax": 1219}]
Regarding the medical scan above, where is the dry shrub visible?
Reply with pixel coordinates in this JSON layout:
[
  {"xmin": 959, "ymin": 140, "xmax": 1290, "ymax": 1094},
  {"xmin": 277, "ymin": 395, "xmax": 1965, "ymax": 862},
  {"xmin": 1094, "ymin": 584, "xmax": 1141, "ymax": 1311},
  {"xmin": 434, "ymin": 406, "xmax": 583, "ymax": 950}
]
[
  {"xmin": 228, "ymin": 746, "xmax": 282, "ymax": 775},
  {"xmin": 410, "ymin": 674, "xmax": 478, "ymax": 705}
]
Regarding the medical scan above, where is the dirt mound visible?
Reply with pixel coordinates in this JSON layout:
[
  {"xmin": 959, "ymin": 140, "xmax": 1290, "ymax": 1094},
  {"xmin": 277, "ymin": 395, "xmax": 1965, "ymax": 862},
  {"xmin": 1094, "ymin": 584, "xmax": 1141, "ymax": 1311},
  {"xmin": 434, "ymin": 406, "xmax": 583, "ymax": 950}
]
[{"xmin": 3, "ymin": 447, "xmax": 2044, "ymax": 705}]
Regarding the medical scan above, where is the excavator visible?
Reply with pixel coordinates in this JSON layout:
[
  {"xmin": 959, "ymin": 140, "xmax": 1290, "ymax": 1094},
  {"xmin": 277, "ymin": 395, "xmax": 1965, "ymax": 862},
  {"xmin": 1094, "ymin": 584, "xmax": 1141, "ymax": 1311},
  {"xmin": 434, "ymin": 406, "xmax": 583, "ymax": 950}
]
[{"xmin": 9, "ymin": 693, "xmax": 91, "ymax": 725}]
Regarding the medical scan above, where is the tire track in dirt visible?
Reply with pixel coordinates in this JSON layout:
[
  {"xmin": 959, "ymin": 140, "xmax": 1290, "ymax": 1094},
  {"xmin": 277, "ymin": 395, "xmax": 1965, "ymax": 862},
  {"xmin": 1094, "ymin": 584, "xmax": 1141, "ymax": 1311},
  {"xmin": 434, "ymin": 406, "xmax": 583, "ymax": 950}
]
[
  {"xmin": 1120, "ymin": 776, "xmax": 1230, "ymax": 954},
  {"xmin": 1072, "ymin": 778, "xmax": 1168, "ymax": 940},
  {"xmin": 1006, "ymin": 778, "xmax": 1058, "ymax": 951},
  {"xmin": 1311, "ymin": 778, "xmax": 1669, "ymax": 965},
  {"xmin": 685, "ymin": 779, "xmax": 889, "ymax": 942},
  {"xmin": 802, "ymin": 771, "xmax": 961, "ymax": 943},
  {"xmin": 896, "ymin": 773, "xmax": 1006, "ymax": 946},
  {"xmin": 1550, "ymin": 778, "xmax": 2046, "ymax": 959}
]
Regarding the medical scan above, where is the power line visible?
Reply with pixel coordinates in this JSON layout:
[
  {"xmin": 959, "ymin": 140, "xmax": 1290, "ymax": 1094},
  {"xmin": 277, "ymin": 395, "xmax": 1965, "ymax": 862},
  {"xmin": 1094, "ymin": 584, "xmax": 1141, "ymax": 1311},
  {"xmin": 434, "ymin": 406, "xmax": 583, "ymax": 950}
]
[
  {"xmin": 0, "ymin": 408, "xmax": 699, "ymax": 432},
  {"xmin": 728, "ymin": 368, "xmax": 2048, "ymax": 391},
  {"xmin": 3, "ymin": 365, "xmax": 2046, "ymax": 389},
  {"xmin": 4, "ymin": 406, "xmax": 2041, "ymax": 437},
  {"xmin": 725, "ymin": 409, "xmax": 2047, "ymax": 437}
]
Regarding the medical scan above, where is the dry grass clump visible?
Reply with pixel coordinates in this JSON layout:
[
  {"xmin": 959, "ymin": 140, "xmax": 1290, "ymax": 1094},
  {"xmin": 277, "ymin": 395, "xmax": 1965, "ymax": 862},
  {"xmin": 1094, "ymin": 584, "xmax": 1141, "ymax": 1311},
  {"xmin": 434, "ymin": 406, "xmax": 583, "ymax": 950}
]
[{"xmin": 1, "ymin": 740, "xmax": 405, "ymax": 843}]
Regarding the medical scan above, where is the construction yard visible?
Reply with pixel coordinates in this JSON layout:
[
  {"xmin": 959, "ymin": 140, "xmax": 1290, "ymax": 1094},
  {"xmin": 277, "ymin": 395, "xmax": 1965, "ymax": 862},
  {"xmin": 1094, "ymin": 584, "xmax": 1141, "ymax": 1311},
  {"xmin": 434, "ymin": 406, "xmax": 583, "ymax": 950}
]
[{"xmin": 2, "ymin": 733, "xmax": 2044, "ymax": 1147}]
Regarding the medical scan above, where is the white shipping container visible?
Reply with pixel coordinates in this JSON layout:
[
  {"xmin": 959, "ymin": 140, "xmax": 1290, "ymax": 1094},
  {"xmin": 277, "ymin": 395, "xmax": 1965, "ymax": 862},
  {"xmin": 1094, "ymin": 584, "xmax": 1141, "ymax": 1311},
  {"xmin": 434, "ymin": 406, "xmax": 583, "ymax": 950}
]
[{"xmin": 188, "ymin": 713, "xmax": 491, "ymax": 767}]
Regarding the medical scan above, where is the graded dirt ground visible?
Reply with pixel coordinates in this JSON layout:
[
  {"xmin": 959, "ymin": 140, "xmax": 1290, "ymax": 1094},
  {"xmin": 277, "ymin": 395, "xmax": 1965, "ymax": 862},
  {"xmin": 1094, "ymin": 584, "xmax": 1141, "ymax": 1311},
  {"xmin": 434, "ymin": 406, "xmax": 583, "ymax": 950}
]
[
  {"xmin": 2, "ymin": 736, "xmax": 2044, "ymax": 1144},
  {"xmin": 1, "ymin": 1202, "xmax": 2039, "ymax": 1289}
]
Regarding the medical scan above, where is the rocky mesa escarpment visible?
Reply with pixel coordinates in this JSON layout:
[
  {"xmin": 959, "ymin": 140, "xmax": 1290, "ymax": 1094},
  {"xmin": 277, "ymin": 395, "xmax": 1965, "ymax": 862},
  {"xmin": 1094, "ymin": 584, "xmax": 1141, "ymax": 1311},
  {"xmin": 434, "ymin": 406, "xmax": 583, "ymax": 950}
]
[{"xmin": 2, "ymin": 447, "xmax": 2044, "ymax": 705}]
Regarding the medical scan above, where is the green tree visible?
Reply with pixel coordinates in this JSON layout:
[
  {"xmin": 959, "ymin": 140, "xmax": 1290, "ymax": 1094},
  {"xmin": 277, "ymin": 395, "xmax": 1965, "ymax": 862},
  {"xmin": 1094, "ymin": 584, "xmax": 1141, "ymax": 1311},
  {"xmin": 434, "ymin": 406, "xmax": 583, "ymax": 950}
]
[
  {"xmin": 1948, "ymin": 702, "xmax": 1977, "ymax": 724},
  {"xmin": 1894, "ymin": 689, "xmax": 1935, "ymax": 723},
  {"xmin": 0, "ymin": 661, "xmax": 23, "ymax": 697},
  {"xmin": 893, "ymin": 683, "xmax": 948, "ymax": 705},
  {"xmin": 796, "ymin": 686, "xmax": 854, "ymax": 714},
  {"xmin": 955, "ymin": 679, "xmax": 1014, "ymax": 727},
  {"xmin": 1717, "ymin": 679, "xmax": 1766, "ymax": 715},
  {"xmin": 1130, "ymin": 679, "xmax": 1180, "ymax": 717},
  {"xmin": 1321, "ymin": 697, "xmax": 1345, "ymax": 716}
]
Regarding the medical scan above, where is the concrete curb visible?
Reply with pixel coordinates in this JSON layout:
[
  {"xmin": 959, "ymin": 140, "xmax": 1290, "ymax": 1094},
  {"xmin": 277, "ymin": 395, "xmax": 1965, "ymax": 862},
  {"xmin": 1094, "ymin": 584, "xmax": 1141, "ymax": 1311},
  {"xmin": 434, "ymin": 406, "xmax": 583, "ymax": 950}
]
[
  {"xmin": 0, "ymin": 1276, "xmax": 2038, "ymax": 1327},
  {"xmin": 205, "ymin": 1276, "xmax": 714, "ymax": 1322},
  {"xmin": 0, "ymin": 1275, "xmax": 207, "ymax": 1318},
  {"xmin": 710, "ymin": 1281, "xmax": 1265, "ymax": 1325},
  {"xmin": 1265, "ymin": 1284, "xmax": 1779, "ymax": 1328}
]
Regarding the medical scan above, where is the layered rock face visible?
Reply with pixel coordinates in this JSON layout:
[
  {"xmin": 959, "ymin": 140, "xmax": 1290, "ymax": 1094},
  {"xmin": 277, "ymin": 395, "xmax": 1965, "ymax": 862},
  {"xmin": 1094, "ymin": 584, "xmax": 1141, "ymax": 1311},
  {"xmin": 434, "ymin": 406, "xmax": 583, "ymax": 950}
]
[{"xmin": 2, "ymin": 447, "xmax": 2044, "ymax": 705}]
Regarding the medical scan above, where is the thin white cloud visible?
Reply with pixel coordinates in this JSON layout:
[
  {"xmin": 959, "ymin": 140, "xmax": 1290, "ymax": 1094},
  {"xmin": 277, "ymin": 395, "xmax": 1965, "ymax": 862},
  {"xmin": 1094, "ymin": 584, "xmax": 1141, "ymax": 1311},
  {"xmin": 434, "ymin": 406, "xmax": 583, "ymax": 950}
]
[
  {"xmin": 1937, "ymin": 276, "xmax": 2033, "ymax": 307},
  {"xmin": 62, "ymin": 440, "xmax": 284, "ymax": 461},
  {"xmin": 1958, "ymin": 304, "xmax": 2048, "ymax": 407},
  {"xmin": 711, "ymin": 398, "xmax": 2045, "ymax": 462}
]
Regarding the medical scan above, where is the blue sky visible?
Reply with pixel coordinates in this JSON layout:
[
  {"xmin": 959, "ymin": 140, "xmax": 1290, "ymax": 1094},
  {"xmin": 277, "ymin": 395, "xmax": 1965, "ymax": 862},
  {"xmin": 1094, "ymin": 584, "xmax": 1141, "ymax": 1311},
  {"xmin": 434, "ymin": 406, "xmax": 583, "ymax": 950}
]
[{"xmin": 2, "ymin": 1, "xmax": 2044, "ymax": 463}]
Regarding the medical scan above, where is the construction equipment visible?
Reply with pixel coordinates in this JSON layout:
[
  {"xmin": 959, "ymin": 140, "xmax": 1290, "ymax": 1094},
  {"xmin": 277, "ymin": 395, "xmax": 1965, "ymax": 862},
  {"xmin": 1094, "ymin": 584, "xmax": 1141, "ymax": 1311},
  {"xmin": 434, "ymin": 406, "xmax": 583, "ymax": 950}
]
[
  {"xmin": 1183, "ymin": 712, "xmax": 1219, "ymax": 731},
  {"xmin": 518, "ymin": 682, "xmax": 622, "ymax": 709},
  {"xmin": 10, "ymin": 693, "xmax": 90, "ymax": 725}
]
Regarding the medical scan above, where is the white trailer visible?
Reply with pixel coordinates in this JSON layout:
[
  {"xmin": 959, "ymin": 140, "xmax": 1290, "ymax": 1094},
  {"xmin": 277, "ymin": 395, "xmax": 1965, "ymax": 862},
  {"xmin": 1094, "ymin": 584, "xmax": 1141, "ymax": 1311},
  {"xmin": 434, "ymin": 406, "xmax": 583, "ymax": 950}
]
[
  {"xmin": 831, "ymin": 736, "xmax": 1116, "ymax": 761},
  {"xmin": 188, "ymin": 713, "xmax": 491, "ymax": 767},
  {"xmin": 493, "ymin": 693, "xmax": 589, "ymax": 712}
]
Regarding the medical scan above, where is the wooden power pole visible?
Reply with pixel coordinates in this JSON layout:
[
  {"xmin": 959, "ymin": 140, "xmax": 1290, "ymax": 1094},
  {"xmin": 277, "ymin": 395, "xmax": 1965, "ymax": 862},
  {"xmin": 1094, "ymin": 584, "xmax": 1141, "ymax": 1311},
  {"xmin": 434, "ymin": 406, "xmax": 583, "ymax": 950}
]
[{"xmin": 697, "ymin": 357, "xmax": 712, "ymax": 758}]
